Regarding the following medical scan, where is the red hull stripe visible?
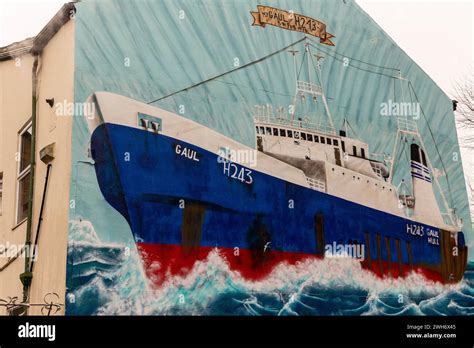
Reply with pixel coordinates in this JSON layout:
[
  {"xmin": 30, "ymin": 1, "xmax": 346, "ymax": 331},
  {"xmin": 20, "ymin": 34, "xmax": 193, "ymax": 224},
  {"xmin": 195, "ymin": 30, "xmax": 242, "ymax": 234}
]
[{"xmin": 136, "ymin": 243, "xmax": 443, "ymax": 286}]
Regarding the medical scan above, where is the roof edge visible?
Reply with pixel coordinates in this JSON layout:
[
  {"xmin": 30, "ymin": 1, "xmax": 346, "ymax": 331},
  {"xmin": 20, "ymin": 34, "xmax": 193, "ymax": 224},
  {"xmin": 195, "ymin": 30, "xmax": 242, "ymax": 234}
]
[{"xmin": 0, "ymin": 2, "xmax": 76, "ymax": 61}]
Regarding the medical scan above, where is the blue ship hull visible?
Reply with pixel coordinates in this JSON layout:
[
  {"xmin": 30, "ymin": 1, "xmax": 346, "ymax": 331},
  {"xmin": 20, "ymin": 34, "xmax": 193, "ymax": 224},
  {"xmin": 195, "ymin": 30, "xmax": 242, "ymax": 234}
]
[{"xmin": 90, "ymin": 123, "xmax": 467, "ymax": 284}]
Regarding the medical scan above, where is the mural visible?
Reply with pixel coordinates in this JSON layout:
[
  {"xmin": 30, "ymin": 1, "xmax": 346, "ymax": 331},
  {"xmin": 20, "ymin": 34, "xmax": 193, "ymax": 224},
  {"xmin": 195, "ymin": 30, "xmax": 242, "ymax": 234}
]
[{"xmin": 66, "ymin": 0, "xmax": 473, "ymax": 315}]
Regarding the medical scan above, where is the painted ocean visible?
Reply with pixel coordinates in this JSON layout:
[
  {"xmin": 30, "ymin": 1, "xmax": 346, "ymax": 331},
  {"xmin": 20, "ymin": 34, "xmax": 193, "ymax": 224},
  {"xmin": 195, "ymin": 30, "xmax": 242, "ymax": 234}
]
[{"xmin": 66, "ymin": 220, "xmax": 474, "ymax": 315}]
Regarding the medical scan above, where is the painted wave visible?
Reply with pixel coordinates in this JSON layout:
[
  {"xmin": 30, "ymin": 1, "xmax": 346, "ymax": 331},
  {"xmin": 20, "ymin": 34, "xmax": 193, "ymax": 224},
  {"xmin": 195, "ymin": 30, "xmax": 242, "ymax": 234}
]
[{"xmin": 66, "ymin": 219, "xmax": 474, "ymax": 315}]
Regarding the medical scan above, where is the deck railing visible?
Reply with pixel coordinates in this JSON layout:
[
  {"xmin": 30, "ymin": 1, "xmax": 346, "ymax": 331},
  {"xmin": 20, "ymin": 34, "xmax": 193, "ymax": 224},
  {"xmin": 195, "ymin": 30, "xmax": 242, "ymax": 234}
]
[
  {"xmin": 397, "ymin": 118, "xmax": 418, "ymax": 133},
  {"xmin": 254, "ymin": 115, "xmax": 336, "ymax": 135},
  {"xmin": 306, "ymin": 177, "xmax": 326, "ymax": 192}
]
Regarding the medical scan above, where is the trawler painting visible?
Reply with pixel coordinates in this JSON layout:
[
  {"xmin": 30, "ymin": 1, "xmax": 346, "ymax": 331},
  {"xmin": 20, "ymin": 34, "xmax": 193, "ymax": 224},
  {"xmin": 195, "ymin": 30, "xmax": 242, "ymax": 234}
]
[{"xmin": 86, "ymin": 41, "xmax": 468, "ymax": 286}]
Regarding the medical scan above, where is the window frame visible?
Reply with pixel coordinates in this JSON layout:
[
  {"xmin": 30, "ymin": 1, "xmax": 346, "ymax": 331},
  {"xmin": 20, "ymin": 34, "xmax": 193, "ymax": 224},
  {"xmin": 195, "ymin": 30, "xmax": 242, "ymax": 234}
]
[
  {"xmin": 16, "ymin": 121, "xmax": 32, "ymax": 225},
  {"xmin": 0, "ymin": 172, "xmax": 3, "ymax": 217}
]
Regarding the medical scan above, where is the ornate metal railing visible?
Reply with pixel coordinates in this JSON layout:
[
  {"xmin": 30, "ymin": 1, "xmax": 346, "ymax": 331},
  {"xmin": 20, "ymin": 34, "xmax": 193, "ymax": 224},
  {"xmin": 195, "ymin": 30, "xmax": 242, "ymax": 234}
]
[{"xmin": 0, "ymin": 292, "xmax": 63, "ymax": 316}]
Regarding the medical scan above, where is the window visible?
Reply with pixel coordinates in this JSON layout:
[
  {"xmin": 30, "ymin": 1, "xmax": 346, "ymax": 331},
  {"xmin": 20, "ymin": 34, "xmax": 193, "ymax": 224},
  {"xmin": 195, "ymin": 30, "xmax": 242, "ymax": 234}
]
[
  {"xmin": 361, "ymin": 148, "xmax": 366, "ymax": 159},
  {"xmin": 333, "ymin": 139, "xmax": 338, "ymax": 146},
  {"xmin": 273, "ymin": 128, "xmax": 278, "ymax": 136},
  {"xmin": 301, "ymin": 132, "xmax": 307, "ymax": 141},
  {"xmin": 294, "ymin": 131, "xmax": 300, "ymax": 139},
  {"xmin": 341, "ymin": 141, "xmax": 345, "ymax": 152},
  {"xmin": 139, "ymin": 118, "xmax": 148, "ymax": 128},
  {"xmin": 314, "ymin": 135, "xmax": 319, "ymax": 143},
  {"xmin": 259, "ymin": 126, "xmax": 264, "ymax": 134},
  {"xmin": 17, "ymin": 123, "xmax": 32, "ymax": 224},
  {"xmin": 0, "ymin": 172, "xmax": 3, "ymax": 216},
  {"xmin": 320, "ymin": 137, "xmax": 325, "ymax": 144},
  {"xmin": 266, "ymin": 127, "xmax": 271, "ymax": 135},
  {"xmin": 307, "ymin": 134, "xmax": 313, "ymax": 142},
  {"xmin": 150, "ymin": 121, "xmax": 160, "ymax": 132},
  {"xmin": 421, "ymin": 150, "xmax": 427, "ymax": 166},
  {"xmin": 255, "ymin": 126, "xmax": 259, "ymax": 134},
  {"xmin": 279, "ymin": 129, "xmax": 286, "ymax": 137},
  {"xmin": 410, "ymin": 144, "xmax": 420, "ymax": 163},
  {"xmin": 352, "ymin": 145, "xmax": 357, "ymax": 156},
  {"xmin": 326, "ymin": 138, "xmax": 332, "ymax": 145},
  {"xmin": 287, "ymin": 130, "xmax": 293, "ymax": 138}
]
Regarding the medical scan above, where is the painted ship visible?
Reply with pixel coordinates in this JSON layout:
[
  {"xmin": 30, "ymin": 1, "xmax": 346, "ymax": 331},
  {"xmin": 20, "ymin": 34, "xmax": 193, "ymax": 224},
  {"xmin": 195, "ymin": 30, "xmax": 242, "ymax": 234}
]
[{"xmin": 85, "ymin": 44, "xmax": 468, "ymax": 285}]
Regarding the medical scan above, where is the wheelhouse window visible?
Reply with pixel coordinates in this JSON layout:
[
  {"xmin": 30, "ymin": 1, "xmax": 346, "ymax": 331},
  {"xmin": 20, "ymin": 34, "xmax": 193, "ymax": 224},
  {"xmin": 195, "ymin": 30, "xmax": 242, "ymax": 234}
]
[
  {"xmin": 326, "ymin": 138, "xmax": 332, "ymax": 145},
  {"xmin": 352, "ymin": 145, "xmax": 357, "ymax": 156},
  {"xmin": 266, "ymin": 127, "xmax": 272, "ymax": 135},
  {"xmin": 361, "ymin": 148, "xmax": 366, "ymax": 159},
  {"xmin": 333, "ymin": 139, "xmax": 338, "ymax": 146},
  {"xmin": 320, "ymin": 137, "xmax": 325, "ymax": 144},
  {"xmin": 287, "ymin": 130, "xmax": 293, "ymax": 138},
  {"xmin": 279, "ymin": 129, "xmax": 286, "ymax": 137},
  {"xmin": 259, "ymin": 126, "xmax": 264, "ymax": 134},
  {"xmin": 273, "ymin": 128, "xmax": 278, "ymax": 136},
  {"xmin": 16, "ymin": 123, "xmax": 32, "ymax": 224},
  {"xmin": 255, "ymin": 126, "xmax": 259, "ymax": 134},
  {"xmin": 421, "ymin": 150, "xmax": 427, "ymax": 166},
  {"xmin": 301, "ymin": 132, "xmax": 307, "ymax": 141},
  {"xmin": 294, "ymin": 131, "xmax": 300, "ymax": 139},
  {"xmin": 314, "ymin": 135, "xmax": 319, "ymax": 143},
  {"xmin": 307, "ymin": 134, "xmax": 313, "ymax": 142}
]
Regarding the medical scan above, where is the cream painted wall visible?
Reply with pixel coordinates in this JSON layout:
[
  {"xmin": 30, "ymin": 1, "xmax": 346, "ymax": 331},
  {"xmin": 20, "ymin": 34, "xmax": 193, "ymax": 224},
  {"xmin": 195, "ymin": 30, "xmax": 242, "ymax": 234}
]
[{"xmin": 0, "ymin": 19, "xmax": 74, "ymax": 315}]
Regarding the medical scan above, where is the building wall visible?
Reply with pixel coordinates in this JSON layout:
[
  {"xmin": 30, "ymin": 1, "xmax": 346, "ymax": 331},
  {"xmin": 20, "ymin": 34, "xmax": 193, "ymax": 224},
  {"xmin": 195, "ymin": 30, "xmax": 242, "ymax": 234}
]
[{"xmin": 0, "ymin": 19, "xmax": 74, "ymax": 315}]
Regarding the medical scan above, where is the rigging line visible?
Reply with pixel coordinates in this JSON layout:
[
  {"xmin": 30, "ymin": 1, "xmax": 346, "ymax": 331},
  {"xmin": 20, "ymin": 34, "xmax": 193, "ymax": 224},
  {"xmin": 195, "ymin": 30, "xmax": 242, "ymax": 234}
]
[
  {"xmin": 297, "ymin": 46, "xmax": 307, "ymax": 80},
  {"xmin": 408, "ymin": 82, "xmax": 414, "ymax": 104},
  {"xmin": 306, "ymin": 37, "xmax": 399, "ymax": 71},
  {"xmin": 347, "ymin": 120, "xmax": 360, "ymax": 140},
  {"xmin": 307, "ymin": 42, "xmax": 399, "ymax": 78},
  {"xmin": 309, "ymin": 49, "xmax": 322, "ymax": 87},
  {"xmin": 400, "ymin": 134, "xmax": 411, "ymax": 167},
  {"xmin": 400, "ymin": 137, "xmax": 413, "ymax": 194},
  {"xmin": 214, "ymin": 79, "xmax": 294, "ymax": 98},
  {"xmin": 307, "ymin": 43, "xmax": 397, "ymax": 79},
  {"xmin": 147, "ymin": 37, "xmax": 306, "ymax": 104},
  {"xmin": 408, "ymin": 81, "xmax": 454, "ymax": 207}
]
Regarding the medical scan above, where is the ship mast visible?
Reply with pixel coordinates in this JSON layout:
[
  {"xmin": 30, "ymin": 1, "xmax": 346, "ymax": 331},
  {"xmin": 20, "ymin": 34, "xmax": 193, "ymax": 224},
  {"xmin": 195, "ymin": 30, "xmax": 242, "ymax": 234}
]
[{"xmin": 288, "ymin": 38, "xmax": 336, "ymax": 134}]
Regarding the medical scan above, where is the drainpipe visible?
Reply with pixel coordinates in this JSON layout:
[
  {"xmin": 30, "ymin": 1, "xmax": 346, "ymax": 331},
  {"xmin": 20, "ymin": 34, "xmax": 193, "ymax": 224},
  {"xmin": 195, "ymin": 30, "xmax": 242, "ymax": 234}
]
[{"xmin": 19, "ymin": 54, "xmax": 39, "ymax": 309}]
